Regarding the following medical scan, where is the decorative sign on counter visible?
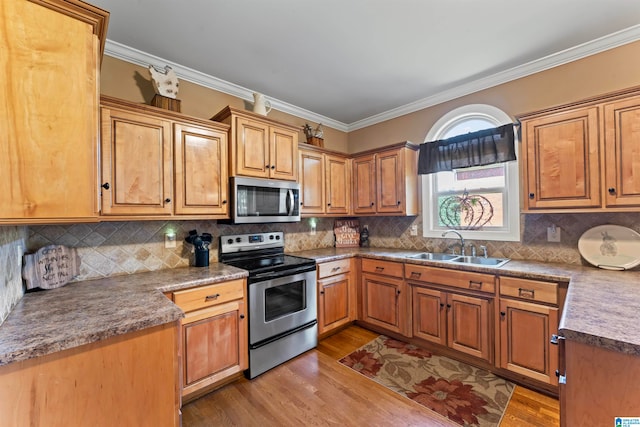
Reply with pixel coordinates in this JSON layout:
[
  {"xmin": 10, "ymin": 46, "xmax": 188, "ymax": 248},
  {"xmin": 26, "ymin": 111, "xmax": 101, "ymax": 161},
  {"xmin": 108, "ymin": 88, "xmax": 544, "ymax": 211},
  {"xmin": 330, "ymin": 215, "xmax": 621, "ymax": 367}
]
[
  {"xmin": 334, "ymin": 220, "xmax": 360, "ymax": 248},
  {"xmin": 22, "ymin": 245, "xmax": 80, "ymax": 290}
]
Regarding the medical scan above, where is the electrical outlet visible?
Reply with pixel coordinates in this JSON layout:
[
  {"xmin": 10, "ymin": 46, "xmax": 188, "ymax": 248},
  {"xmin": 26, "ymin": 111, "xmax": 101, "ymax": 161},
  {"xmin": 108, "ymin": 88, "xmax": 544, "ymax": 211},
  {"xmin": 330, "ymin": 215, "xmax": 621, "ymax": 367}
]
[
  {"xmin": 310, "ymin": 223, "xmax": 316, "ymax": 236},
  {"xmin": 165, "ymin": 232, "xmax": 177, "ymax": 248},
  {"xmin": 410, "ymin": 225, "xmax": 418, "ymax": 236},
  {"xmin": 547, "ymin": 226, "xmax": 561, "ymax": 242}
]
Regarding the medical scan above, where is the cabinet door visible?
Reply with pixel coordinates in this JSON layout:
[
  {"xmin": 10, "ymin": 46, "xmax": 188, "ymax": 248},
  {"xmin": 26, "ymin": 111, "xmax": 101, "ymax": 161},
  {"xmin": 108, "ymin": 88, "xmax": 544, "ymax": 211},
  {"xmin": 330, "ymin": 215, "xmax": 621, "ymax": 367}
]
[
  {"xmin": 0, "ymin": 1, "xmax": 99, "ymax": 222},
  {"xmin": 522, "ymin": 107, "xmax": 601, "ymax": 209},
  {"xmin": 412, "ymin": 286, "xmax": 447, "ymax": 346},
  {"xmin": 299, "ymin": 149, "xmax": 325, "ymax": 214},
  {"xmin": 174, "ymin": 123, "xmax": 228, "ymax": 216},
  {"xmin": 353, "ymin": 154, "xmax": 377, "ymax": 214},
  {"xmin": 447, "ymin": 293, "xmax": 492, "ymax": 362},
  {"xmin": 269, "ymin": 126, "xmax": 298, "ymax": 181},
  {"xmin": 604, "ymin": 95, "xmax": 640, "ymax": 207},
  {"xmin": 325, "ymin": 154, "xmax": 351, "ymax": 215},
  {"xmin": 318, "ymin": 273, "xmax": 351, "ymax": 335},
  {"xmin": 376, "ymin": 149, "xmax": 405, "ymax": 213},
  {"xmin": 182, "ymin": 300, "xmax": 248, "ymax": 394},
  {"xmin": 235, "ymin": 117, "xmax": 270, "ymax": 178},
  {"xmin": 499, "ymin": 299, "xmax": 558, "ymax": 385},
  {"xmin": 361, "ymin": 273, "xmax": 406, "ymax": 334},
  {"xmin": 100, "ymin": 108, "xmax": 173, "ymax": 216}
]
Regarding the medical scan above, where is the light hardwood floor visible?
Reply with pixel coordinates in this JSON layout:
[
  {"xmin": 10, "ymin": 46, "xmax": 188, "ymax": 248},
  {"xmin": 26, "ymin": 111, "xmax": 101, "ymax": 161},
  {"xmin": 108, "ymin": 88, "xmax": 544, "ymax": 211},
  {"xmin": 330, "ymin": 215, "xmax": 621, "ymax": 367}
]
[{"xmin": 182, "ymin": 326, "xmax": 560, "ymax": 426}]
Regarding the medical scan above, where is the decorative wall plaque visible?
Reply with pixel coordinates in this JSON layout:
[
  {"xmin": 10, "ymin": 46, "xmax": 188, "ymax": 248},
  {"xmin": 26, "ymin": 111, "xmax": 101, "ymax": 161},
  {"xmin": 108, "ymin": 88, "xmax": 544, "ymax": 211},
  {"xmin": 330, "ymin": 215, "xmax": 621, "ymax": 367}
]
[
  {"xmin": 334, "ymin": 220, "xmax": 360, "ymax": 248},
  {"xmin": 22, "ymin": 245, "xmax": 80, "ymax": 290}
]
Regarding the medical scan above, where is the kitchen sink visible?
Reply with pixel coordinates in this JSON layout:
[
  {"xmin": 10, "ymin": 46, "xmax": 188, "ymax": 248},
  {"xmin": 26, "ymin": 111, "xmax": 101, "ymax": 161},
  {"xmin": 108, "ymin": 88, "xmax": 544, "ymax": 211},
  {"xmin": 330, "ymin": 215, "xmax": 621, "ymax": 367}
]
[
  {"xmin": 449, "ymin": 256, "xmax": 510, "ymax": 267},
  {"xmin": 407, "ymin": 252, "xmax": 460, "ymax": 261}
]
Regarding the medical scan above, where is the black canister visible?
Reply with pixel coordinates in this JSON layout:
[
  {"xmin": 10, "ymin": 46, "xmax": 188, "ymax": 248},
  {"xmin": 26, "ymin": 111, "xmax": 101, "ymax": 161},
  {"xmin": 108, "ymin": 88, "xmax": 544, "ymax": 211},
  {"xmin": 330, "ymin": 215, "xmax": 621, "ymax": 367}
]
[{"xmin": 195, "ymin": 249, "xmax": 209, "ymax": 267}]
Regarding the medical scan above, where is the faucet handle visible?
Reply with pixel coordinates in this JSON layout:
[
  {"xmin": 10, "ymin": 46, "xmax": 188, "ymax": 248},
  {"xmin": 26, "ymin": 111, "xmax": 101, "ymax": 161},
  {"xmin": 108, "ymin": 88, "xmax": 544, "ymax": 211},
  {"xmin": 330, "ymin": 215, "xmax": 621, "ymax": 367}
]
[
  {"xmin": 469, "ymin": 243, "xmax": 476, "ymax": 257},
  {"xmin": 479, "ymin": 245, "xmax": 488, "ymax": 258}
]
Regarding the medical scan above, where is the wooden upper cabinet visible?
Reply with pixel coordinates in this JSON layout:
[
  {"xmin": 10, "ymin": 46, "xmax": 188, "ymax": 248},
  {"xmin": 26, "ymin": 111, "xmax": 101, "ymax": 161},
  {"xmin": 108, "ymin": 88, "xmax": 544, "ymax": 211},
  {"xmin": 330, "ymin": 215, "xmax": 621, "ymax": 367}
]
[
  {"xmin": 0, "ymin": 0, "xmax": 108, "ymax": 224},
  {"xmin": 352, "ymin": 154, "xmax": 377, "ymax": 215},
  {"xmin": 522, "ymin": 107, "xmax": 601, "ymax": 210},
  {"xmin": 352, "ymin": 143, "xmax": 419, "ymax": 216},
  {"xmin": 212, "ymin": 107, "xmax": 299, "ymax": 181},
  {"xmin": 174, "ymin": 123, "xmax": 228, "ymax": 215},
  {"xmin": 603, "ymin": 94, "xmax": 640, "ymax": 207},
  {"xmin": 520, "ymin": 86, "xmax": 640, "ymax": 212},
  {"xmin": 299, "ymin": 144, "xmax": 350, "ymax": 216},
  {"xmin": 101, "ymin": 107, "xmax": 173, "ymax": 216},
  {"xmin": 100, "ymin": 96, "xmax": 230, "ymax": 219}
]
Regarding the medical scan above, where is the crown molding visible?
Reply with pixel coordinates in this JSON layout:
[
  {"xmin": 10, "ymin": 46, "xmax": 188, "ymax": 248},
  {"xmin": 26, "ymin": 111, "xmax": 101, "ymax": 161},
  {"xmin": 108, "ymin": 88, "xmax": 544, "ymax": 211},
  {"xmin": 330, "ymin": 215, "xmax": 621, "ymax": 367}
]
[
  {"xmin": 347, "ymin": 24, "xmax": 640, "ymax": 131},
  {"xmin": 106, "ymin": 24, "xmax": 640, "ymax": 134},
  {"xmin": 104, "ymin": 40, "xmax": 349, "ymax": 132}
]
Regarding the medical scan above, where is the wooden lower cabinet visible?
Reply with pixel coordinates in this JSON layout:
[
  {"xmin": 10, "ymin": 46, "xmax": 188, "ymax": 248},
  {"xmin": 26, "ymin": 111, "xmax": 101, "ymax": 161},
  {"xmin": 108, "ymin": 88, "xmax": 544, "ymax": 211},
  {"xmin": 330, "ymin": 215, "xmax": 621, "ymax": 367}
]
[
  {"xmin": 360, "ymin": 259, "xmax": 409, "ymax": 335},
  {"xmin": 0, "ymin": 322, "xmax": 180, "ymax": 427},
  {"xmin": 498, "ymin": 276, "xmax": 560, "ymax": 387},
  {"xmin": 167, "ymin": 279, "xmax": 248, "ymax": 402},
  {"xmin": 413, "ymin": 285, "xmax": 492, "ymax": 362},
  {"xmin": 317, "ymin": 258, "xmax": 356, "ymax": 335},
  {"xmin": 499, "ymin": 299, "xmax": 558, "ymax": 385}
]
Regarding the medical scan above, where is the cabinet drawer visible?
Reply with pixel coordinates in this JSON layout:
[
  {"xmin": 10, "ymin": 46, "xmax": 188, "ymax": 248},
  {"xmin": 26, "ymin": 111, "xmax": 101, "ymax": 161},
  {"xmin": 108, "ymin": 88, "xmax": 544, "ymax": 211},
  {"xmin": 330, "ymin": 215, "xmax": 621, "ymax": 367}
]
[
  {"xmin": 361, "ymin": 258, "xmax": 404, "ymax": 277},
  {"xmin": 405, "ymin": 264, "xmax": 496, "ymax": 294},
  {"xmin": 318, "ymin": 258, "xmax": 351, "ymax": 278},
  {"xmin": 500, "ymin": 276, "xmax": 558, "ymax": 305},
  {"xmin": 172, "ymin": 279, "xmax": 245, "ymax": 312}
]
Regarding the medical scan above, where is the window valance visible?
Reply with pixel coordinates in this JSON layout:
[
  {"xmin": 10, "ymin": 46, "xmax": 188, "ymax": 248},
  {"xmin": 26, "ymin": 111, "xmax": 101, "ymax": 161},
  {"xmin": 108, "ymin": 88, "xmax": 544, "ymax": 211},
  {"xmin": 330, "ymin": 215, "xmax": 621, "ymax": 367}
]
[{"xmin": 418, "ymin": 123, "xmax": 516, "ymax": 175}]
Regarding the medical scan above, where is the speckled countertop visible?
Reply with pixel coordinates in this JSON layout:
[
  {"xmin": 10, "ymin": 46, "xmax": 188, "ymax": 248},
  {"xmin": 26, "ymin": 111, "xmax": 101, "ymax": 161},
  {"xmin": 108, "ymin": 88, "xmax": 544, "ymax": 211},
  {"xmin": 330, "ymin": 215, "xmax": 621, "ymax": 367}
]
[
  {"xmin": 294, "ymin": 247, "xmax": 640, "ymax": 357},
  {"xmin": 0, "ymin": 264, "xmax": 248, "ymax": 366}
]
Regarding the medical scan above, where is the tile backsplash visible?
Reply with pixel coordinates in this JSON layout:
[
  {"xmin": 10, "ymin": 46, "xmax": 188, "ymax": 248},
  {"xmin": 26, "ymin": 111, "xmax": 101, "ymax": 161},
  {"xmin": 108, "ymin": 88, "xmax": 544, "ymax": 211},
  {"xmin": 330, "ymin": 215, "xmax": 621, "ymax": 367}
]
[
  {"xmin": 0, "ymin": 226, "xmax": 27, "ymax": 325},
  {"xmin": 26, "ymin": 211, "xmax": 640, "ymax": 282}
]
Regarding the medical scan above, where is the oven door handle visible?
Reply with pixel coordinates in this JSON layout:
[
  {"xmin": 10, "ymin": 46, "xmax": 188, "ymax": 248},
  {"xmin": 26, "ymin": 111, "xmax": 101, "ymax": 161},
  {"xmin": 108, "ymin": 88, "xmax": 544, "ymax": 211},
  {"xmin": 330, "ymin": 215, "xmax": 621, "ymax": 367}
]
[{"xmin": 251, "ymin": 264, "xmax": 316, "ymax": 280}]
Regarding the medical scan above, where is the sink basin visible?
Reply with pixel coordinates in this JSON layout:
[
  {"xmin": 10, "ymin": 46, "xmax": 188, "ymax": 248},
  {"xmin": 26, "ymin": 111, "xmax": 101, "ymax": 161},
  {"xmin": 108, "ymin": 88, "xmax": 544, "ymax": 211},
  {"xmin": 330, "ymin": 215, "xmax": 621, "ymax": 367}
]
[
  {"xmin": 449, "ymin": 256, "xmax": 510, "ymax": 267},
  {"xmin": 407, "ymin": 252, "xmax": 460, "ymax": 261}
]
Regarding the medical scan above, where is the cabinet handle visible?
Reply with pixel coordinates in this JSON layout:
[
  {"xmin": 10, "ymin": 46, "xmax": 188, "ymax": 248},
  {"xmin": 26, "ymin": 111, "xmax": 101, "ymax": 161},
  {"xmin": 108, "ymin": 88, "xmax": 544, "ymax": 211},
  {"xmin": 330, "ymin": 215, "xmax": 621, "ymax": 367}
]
[
  {"xmin": 468, "ymin": 281, "xmax": 482, "ymax": 289},
  {"xmin": 500, "ymin": 311, "xmax": 506, "ymax": 317},
  {"xmin": 101, "ymin": 182, "xmax": 110, "ymax": 190},
  {"xmin": 608, "ymin": 187, "xmax": 616, "ymax": 195},
  {"xmin": 410, "ymin": 271, "xmax": 421, "ymax": 278},
  {"xmin": 240, "ymin": 314, "xmax": 245, "ymax": 319},
  {"xmin": 205, "ymin": 293, "xmax": 221, "ymax": 301},
  {"xmin": 331, "ymin": 267, "xmax": 341, "ymax": 272},
  {"xmin": 529, "ymin": 192, "xmax": 535, "ymax": 199},
  {"xmin": 518, "ymin": 287, "xmax": 535, "ymax": 299},
  {"xmin": 165, "ymin": 198, "xmax": 171, "ymax": 203},
  {"xmin": 375, "ymin": 266, "xmax": 384, "ymax": 272}
]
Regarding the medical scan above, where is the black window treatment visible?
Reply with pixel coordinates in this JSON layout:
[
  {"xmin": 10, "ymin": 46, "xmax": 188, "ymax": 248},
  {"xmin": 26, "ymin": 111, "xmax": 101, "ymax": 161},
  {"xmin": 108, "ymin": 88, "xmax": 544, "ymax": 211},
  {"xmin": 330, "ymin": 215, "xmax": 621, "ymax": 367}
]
[{"xmin": 418, "ymin": 123, "xmax": 516, "ymax": 175}]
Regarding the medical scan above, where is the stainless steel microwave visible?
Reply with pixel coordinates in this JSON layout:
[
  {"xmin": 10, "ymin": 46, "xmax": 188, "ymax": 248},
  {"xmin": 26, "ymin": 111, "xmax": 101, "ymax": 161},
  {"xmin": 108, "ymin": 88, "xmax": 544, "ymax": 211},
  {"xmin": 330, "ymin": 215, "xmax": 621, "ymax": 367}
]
[{"xmin": 230, "ymin": 176, "xmax": 301, "ymax": 224}]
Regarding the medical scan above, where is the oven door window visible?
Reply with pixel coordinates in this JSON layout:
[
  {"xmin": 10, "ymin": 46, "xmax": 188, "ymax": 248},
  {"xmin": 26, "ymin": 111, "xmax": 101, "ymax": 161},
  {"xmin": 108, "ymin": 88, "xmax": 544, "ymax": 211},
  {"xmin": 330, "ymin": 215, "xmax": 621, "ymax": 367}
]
[{"xmin": 264, "ymin": 279, "xmax": 306, "ymax": 322}]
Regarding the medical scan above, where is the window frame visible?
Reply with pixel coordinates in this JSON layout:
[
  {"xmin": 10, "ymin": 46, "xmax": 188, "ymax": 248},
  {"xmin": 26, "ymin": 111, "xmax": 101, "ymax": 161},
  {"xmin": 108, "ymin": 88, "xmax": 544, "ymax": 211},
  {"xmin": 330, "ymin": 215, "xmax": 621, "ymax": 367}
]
[{"xmin": 421, "ymin": 104, "xmax": 521, "ymax": 242}]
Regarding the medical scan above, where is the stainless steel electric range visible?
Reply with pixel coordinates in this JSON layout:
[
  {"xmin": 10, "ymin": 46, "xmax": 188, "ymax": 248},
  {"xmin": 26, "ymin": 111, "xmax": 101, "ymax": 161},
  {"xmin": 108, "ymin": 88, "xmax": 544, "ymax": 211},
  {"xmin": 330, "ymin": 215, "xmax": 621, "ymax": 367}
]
[{"xmin": 219, "ymin": 231, "xmax": 317, "ymax": 379}]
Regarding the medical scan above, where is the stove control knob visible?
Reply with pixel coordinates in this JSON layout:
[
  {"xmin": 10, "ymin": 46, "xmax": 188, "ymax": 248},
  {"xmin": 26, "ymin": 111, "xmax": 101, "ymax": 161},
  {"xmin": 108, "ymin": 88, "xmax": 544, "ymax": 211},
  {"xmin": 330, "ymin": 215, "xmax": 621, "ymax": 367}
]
[
  {"xmin": 269, "ymin": 235, "xmax": 274, "ymax": 240},
  {"xmin": 227, "ymin": 238, "xmax": 233, "ymax": 245},
  {"xmin": 276, "ymin": 235, "xmax": 281, "ymax": 240},
  {"xmin": 235, "ymin": 237, "xmax": 242, "ymax": 243}
]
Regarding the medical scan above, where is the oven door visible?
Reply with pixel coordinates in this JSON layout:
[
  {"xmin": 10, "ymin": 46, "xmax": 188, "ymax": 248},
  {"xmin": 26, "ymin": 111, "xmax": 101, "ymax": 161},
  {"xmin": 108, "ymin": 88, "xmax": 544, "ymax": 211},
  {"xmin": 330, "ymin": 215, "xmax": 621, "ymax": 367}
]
[{"xmin": 248, "ymin": 269, "xmax": 317, "ymax": 345}]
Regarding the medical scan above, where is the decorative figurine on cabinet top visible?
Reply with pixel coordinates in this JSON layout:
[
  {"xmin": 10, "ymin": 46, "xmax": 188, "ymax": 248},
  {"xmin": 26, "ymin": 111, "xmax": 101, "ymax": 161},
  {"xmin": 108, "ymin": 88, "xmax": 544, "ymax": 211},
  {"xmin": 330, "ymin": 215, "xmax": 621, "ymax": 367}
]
[{"xmin": 148, "ymin": 64, "xmax": 182, "ymax": 112}]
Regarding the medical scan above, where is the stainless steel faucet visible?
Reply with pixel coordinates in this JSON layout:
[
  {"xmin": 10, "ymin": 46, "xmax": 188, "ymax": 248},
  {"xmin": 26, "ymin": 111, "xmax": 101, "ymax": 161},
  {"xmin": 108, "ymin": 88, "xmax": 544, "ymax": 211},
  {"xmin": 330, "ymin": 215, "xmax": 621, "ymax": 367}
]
[
  {"xmin": 479, "ymin": 245, "xmax": 488, "ymax": 258},
  {"xmin": 442, "ymin": 230, "xmax": 465, "ymax": 256}
]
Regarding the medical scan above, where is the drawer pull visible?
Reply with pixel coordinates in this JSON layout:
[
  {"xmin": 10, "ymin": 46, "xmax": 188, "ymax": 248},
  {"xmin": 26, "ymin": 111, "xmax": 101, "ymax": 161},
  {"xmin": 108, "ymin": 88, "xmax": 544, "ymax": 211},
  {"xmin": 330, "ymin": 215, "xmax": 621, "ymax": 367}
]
[
  {"xmin": 375, "ymin": 266, "xmax": 385, "ymax": 272},
  {"xmin": 518, "ymin": 288, "xmax": 535, "ymax": 298},
  {"xmin": 410, "ymin": 271, "xmax": 421, "ymax": 278},
  {"xmin": 469, "ymin": 281, "xmax": 483, "ymax": 289},
  {"xmin": 331, "ymin": 266, "xmax": 341, "ymax": 272},
  {"xmin": 205, "ymin": 293, "xmax": 221, "ymax": 301}
]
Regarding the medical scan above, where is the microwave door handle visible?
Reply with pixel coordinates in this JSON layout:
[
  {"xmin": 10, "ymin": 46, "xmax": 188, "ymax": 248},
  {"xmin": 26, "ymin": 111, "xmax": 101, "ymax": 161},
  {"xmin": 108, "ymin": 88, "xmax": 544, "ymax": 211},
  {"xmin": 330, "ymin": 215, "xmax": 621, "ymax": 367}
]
[{"xmin": 286, "ymin": 189, "xmax": 294, "ymax": 215}]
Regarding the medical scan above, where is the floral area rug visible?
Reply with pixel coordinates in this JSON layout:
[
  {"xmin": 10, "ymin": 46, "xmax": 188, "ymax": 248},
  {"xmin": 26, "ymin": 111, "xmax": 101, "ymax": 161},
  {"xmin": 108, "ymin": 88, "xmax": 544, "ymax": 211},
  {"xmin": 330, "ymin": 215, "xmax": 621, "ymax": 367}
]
[{"xmin": 339, "ymin": 335, "xmax": 514, "ymax": 426}]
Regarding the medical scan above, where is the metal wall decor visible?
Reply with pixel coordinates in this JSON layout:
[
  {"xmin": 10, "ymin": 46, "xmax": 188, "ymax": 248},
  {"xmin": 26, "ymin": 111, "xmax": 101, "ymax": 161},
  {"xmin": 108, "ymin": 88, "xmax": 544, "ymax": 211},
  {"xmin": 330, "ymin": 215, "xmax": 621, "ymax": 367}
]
[{"xmin": 439, "ymin": 191, "xmax": 494, "ymax": 230}]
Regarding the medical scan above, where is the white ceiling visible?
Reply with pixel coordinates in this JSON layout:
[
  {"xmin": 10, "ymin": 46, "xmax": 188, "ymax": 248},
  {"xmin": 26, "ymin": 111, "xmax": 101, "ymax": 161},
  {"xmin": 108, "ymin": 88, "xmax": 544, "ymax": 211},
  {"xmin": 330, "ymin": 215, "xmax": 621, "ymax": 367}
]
[{"xmin": 92, "ymin": 0, "xmax": 640, "ymax": 131}]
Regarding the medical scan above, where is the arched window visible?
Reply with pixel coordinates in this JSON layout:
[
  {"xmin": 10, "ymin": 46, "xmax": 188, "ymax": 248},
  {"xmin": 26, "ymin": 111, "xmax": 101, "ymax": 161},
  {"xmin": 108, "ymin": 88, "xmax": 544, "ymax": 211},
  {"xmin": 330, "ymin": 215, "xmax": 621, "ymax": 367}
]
[{"xmin": 422, "ymin": 104, "xmax": 520, "ymax": 242}]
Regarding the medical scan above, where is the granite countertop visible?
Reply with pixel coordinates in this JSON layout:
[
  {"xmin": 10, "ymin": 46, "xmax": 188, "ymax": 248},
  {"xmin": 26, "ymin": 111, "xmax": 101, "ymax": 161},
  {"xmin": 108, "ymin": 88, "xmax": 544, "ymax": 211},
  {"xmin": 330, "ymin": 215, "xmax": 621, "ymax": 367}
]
[
  {"xmin": 295, "ymin": 247, "xmax": 640, "ymax": 357},
  {"xmin": 0, "ymin": 263, "xmax": 248, "ymax": 367}
]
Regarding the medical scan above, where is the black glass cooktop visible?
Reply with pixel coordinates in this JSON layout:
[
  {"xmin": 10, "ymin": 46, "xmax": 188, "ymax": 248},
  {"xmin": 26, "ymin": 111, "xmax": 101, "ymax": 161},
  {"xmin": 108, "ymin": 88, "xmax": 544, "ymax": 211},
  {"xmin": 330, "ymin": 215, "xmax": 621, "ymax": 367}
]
[{"xmin": 223, "ymin": 254, "xmax": 316, "ymax": 276}]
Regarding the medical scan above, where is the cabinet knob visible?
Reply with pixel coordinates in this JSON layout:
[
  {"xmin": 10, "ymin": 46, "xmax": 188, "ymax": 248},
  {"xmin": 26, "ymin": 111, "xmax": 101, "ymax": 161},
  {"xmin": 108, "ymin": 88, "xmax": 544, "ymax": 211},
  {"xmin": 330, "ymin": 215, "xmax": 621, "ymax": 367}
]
[
  {"xmin": 271, "ymin": 165, "xmax": 275, "ymax": 169},
  {"xmin": 222, "ymin": 200, "xmax": 227, "ymax": 204},
  {"xmin": 608, "ymin": 187, "xmax": 616, "ymax": 195},
  {"xmin": 320, "ymin": 290, "xmax": 325, "ymax": 295},
  {"xmin": 446, "ymin": 304, "xmax": 452, "ymax": 309},
  {"xmin": 327, "ymin": 203, "xmax": 331, "ymax": 206},
  {"xmin": 439, "ymin": 303, "xmax": 445, "ymax": 308},
  {"xmin": 528, "ymin": 192, "xmax": 535, "ymax": 199},
  {"xmin": 240, "ymin": 314, "xmax": 245, "ymax": 320},
  {"xmin": 396, "ymin": 289, "xmax": 401, "ymax": 295},
  {"xmin": 370, "ymin": 202, "xmax": 374, "ymax": 207},
  {"xmin": 101, "ymin": 182, "xmax": 110, "ymax": 190},
  {"xmin": 165, "ymin": 198, "xmax": 171, "ymax": 203},
  {"xmin": 397, "ymin": 201, "xmax": 401, "ymax": 205},
  {"xmin": 500, "ymin": 311, "xmax": 506, "ymax": 317}
]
